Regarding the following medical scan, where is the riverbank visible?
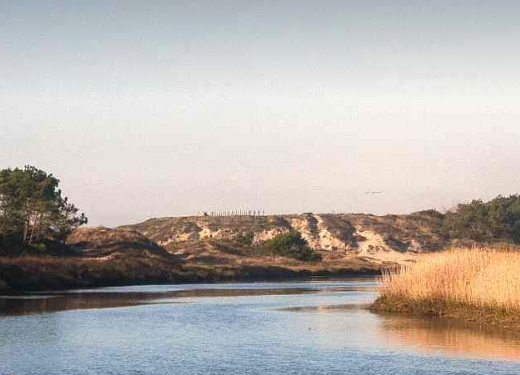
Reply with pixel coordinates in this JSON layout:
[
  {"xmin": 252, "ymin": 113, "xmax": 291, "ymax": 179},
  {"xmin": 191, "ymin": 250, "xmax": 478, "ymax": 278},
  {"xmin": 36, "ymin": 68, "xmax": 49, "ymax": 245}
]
[
  {"xmin": 0, "ymin": 255, "xmax": 381, "ymax": 293},
  {"xmin": 371, "ymin": 248, "xmax": 520, "ymax": 330}
]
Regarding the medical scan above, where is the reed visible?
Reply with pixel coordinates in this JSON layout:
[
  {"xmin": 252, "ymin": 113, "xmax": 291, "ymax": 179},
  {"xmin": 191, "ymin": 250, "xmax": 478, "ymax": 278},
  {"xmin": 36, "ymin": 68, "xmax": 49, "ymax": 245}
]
[{"xmin": 373, "ymin": 247, "xmax": 520, "ymax": 328}]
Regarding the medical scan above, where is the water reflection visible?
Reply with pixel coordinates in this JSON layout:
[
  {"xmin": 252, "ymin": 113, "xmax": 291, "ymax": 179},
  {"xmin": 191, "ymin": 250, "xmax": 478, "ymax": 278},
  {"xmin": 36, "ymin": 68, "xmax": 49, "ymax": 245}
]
[
  {"xmin": 0, "ymin": 292, "xmax": 170, "ymax": 316},
  {"xmin": 377, "ymin": 313, "xmax": 520, "ymax": 361},
  {"xmin": 278, "ymin": 303, "xmax": 371, "ymax": 312},
  {"xmin": 0, "ymin": 286, "xmax": 365, "ymax": 316},
  {"xmin": 279, "ymin": 301, "xmax": 520, "ymax": 362}
]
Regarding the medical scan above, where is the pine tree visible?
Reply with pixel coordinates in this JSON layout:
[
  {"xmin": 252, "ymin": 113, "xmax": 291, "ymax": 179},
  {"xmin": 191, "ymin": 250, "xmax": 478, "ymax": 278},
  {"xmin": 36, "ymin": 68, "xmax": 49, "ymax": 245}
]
[{"xmin": 0, "ymin": 166, "xmax": 87, "ymax": 249}]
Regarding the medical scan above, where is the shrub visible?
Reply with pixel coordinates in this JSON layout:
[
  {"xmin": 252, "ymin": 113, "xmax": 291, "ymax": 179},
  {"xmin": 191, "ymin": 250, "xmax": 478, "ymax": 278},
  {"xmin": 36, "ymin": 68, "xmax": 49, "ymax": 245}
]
[
  {"xmin": 262, "ymin": 231, "xmax": 321, "ymax": 262},
  {"xmin": 236, "ymin": 231, "xmax": 254, "ymax": 246}
]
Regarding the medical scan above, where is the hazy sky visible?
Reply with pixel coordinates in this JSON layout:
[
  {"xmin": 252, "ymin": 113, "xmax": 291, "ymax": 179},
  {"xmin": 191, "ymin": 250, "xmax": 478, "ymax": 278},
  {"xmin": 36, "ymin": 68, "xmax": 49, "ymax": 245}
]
[{"xmin": 2, "ymin": 1, "xmax": 520, "ymax": 226}]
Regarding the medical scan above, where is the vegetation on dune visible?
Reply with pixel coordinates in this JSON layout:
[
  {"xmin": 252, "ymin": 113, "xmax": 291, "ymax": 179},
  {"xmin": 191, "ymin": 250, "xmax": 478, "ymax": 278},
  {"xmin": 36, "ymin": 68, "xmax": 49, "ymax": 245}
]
[
  {"xmin": 0, "ymin": 166, "xmax": 87, "ymax": 255},
  {"xmin": 372, "ymin": 247, "xmax": 520, "ymax": 329},
  {"xmin": 442, "ymin": 195, "xmax": 520, "ymax": 244},
  {"xmin": 235, "ymin": 231, "xmax": 255, "ymax": 246},
  {"xmin": 262, "ymin": 231, "xmax": 322, "ymax": 262},
  {"xmin": 207, "ymin": 231, "xmax": 324, "ymax": 263}
]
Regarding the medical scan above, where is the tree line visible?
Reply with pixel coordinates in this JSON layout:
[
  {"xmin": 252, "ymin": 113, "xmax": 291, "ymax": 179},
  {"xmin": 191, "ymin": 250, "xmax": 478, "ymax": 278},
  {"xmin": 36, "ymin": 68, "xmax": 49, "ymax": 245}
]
[{"xmin": 442, "ymin": 195, "xmax": 520, "ymax": 244}]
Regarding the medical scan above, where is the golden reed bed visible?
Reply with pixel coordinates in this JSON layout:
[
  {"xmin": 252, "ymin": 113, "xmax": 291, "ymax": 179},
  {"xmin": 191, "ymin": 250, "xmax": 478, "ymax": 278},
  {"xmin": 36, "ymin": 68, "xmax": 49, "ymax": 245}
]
[{"xmin": 372, "ymin": 247, "xmax": 520, "ymax": 329}]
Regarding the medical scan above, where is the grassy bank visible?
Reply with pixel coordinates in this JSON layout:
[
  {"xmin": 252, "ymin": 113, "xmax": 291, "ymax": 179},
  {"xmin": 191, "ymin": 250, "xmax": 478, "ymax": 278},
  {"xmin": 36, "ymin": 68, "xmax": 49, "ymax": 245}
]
[
  {"xmin": 371, "ymin": 248, "xmax": 520, "ymax": 329},
  {"xmin": 0, "ymin": 255, "xmax": 381, "ymax": 293}
]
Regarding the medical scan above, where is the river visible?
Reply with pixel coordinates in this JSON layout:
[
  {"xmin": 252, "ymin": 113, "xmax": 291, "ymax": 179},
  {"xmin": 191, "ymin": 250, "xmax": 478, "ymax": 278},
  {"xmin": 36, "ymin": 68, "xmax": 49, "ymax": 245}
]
[{"xmin": 1, "ymin": 279, "xmax": 520, "ymax": 374}]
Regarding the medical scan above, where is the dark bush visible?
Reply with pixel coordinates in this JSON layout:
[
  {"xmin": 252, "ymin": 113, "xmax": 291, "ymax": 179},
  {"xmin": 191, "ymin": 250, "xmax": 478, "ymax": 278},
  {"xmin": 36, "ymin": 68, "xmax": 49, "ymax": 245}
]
[
  {"xmin": 262, "ymin": 231, "xmax": 321, "ymax": 262},
  {"xmin": 236, "ymin": 231, "xmax": 254, "ymax": 246}
]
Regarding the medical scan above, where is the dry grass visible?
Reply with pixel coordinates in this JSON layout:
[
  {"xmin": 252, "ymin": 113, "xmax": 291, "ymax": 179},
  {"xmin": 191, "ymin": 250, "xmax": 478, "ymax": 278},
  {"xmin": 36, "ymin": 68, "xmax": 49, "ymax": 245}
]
[
  {"xmin": 0, "ymin": 255, "xmax": 92, "ymax": 269},
  {"xmin": 374, "ymin": 247, "xmax": 520, "ymax": 326},
  {"xmin": 0, "ymin": 254, "xmax": 187, "ymax": 291}
]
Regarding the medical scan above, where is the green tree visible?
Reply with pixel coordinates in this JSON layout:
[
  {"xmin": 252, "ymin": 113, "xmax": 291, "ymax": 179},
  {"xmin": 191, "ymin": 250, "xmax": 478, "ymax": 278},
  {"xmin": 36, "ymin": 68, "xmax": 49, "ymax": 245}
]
[{"xmin": 0, "ymin": 166, "xmax": 87, "ymax": 248}]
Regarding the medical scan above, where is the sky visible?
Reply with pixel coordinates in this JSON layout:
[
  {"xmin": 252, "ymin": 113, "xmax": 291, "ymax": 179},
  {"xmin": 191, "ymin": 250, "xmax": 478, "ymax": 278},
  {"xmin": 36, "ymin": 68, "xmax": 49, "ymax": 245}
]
[{"xmin": 1, "ymin": 1, "xmax": 520, "ymax": 227}]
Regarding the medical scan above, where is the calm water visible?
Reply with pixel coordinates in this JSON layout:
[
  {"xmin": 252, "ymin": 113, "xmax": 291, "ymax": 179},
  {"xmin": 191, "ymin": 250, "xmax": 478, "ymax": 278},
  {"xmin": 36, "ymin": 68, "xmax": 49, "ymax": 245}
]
[{"xmin": 2, "ymin": 279, "xmax": 520, "ymax": 375}]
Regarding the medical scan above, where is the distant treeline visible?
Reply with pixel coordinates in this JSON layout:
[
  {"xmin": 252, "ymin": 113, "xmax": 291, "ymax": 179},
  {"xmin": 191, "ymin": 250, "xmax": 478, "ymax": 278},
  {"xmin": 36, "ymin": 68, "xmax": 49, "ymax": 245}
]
[{"xmin": 441, "ymin": 195, "xmax": 520, "ymax": 244}]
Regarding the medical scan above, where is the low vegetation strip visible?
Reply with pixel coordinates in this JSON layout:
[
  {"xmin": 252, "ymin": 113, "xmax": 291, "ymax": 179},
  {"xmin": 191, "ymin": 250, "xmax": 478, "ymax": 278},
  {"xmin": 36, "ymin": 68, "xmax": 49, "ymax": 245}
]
[{"xmin": 371, "ymin": 248, "xmax": 520, "ymax": 329}]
